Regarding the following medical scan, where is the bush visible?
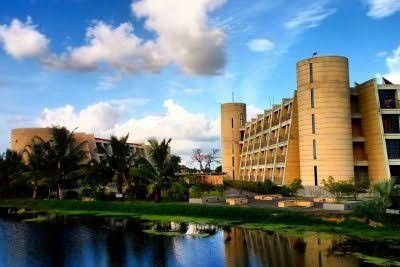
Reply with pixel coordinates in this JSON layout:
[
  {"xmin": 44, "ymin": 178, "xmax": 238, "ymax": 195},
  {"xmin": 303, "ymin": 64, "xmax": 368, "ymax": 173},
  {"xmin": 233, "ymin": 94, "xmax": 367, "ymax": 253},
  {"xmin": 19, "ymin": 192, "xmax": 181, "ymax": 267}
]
[
  {"xmin": 223, "ymin": 180, "xmax": 275, "ymax": 194},
  {"xmin": 64, "ymin": 190, "xmax": 80, "ymax": 200},
  {"xmin": 322, "ymin": 176, "xmax": 368, "ymax": 201}
]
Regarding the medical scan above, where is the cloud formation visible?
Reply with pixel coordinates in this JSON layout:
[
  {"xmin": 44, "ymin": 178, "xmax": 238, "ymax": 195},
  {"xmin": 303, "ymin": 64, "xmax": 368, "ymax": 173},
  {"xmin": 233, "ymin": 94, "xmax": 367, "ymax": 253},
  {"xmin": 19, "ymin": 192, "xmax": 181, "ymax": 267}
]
[
  {"xmin": 35, "ymin": 99, "xmax": 220, "ymax": 163},
  {"xmin": 381, "ymin": 45, "xmax": 400, "ymax": 83},
  {"xmin": 366, "ymin": 0, "xmax": 400, "ymax": 19},
  {"xmin": 285, "ymin": 3, "xmax": 336, "ymax": 30},
  {"xmin": 0, "ymin": 0, "xmax": 227, "ymax": 76},
  {"xmin": 0, "ymin": 17, "xmax": 49, "ymax": 59},
  {"xmin": 247, "ymin": 39, "xmax": 275, "ymax": 52}
]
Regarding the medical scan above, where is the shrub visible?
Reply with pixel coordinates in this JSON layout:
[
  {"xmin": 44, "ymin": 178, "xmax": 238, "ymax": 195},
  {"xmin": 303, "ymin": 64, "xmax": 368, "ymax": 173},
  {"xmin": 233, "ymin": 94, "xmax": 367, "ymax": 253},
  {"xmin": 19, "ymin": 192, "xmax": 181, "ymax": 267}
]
[
  {"xmin": 288, "ymin": 178, "xmax": 304, "ymax": 197},
  {"xmin": 322, "ymin": 176, "xmax": 367, "ymax": 201},
  {"xmin": 64, "ymin": 190, "xmax": 80, "ymax": 200},
  {"xmin": 223, "ymin": 180, "xmax": 275, "ymax": 194},
  {"xmin": 189, "ymin": 186, "xmax": 203, "ymax": 198}
]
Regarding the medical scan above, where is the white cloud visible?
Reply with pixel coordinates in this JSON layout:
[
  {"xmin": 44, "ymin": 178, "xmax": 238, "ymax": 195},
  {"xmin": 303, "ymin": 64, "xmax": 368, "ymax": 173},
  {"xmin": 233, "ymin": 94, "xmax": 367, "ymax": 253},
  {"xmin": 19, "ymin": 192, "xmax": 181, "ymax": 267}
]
[
  {"xmin": 35, "ymin": 99, "xmax": 220, "ymax": 163},
  {"xmin": 0, "ymin": 17, "xmax": 49, "ymax": 59},
  {"xmin": 285, "ymin": 3, "xmax": 336, "ymax": 30},
  {"xmin": 380, "ymin": 45, "xmax": 400, "ymax": 83},
  {"xmin": 366, "ymin": 0, "xmax": 400, "ymax": 19},
  {"xmin": 1, "ymin": 0, "xmax": 227, "ymax": 76},
  {"xmin": 246, "ymin": 105, "xmax": 264, "ymax": 120},
  {"xmin": 247, "ymin": 39, "xmax": 275, "ymax": 52}
]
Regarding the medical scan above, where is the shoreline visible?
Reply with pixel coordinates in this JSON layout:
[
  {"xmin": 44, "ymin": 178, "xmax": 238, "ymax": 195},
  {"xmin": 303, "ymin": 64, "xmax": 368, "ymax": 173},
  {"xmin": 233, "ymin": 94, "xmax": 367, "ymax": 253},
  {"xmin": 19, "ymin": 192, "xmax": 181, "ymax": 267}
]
[{"xmin": 0, "ymin": 199, "xmax": 399, "ymax": 243}]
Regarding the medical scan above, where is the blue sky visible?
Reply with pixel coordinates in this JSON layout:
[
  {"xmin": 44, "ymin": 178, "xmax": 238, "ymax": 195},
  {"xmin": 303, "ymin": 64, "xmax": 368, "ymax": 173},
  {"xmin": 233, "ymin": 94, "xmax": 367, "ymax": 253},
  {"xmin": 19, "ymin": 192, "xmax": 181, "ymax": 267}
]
[{"xmin": 1, "ymin": 0, "xmax": 400, "ymax": 162}]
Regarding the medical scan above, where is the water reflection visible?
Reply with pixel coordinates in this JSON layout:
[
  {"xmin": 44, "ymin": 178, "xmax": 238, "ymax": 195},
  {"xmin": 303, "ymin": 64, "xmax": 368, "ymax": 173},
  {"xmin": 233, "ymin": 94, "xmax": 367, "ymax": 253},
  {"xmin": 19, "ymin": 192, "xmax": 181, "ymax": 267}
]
[{"xmin": 0, "ymin": 210, "xmax": 398, "ymax": 267}]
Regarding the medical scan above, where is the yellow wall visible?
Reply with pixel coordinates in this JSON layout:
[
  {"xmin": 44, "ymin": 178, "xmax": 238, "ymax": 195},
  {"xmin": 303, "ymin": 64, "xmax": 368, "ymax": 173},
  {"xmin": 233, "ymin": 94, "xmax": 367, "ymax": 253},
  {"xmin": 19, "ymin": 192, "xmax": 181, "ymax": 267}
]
[
  {"xmin": 297, "ymin": 56, "xmax": 354, "ymax": 185},
  {"xmin": 357, "ymin": 79, "xmax": 390, "ymax": 182},
  {"xmin": 221, "ymin": 103, "xmax": 246, "ymax": 179},
  {"xmin": 284, "ymin": 92, "xmax": 300, "ymax": 184}
]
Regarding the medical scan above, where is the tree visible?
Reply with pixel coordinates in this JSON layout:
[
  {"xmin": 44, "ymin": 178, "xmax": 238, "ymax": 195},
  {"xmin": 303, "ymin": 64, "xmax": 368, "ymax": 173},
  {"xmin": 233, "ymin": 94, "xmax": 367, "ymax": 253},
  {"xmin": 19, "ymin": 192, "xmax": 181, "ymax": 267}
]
[
  {"xmin": 49, "ymin": 126, "xmax": 86, "ymax": 199},
  {"xmin": 348, "ymin": 178, "xmax": 368, "ymax": 200},
  {"xmin": 80, "ymin": 159, "xmax": 113, "ymax": 194},
  {"xmin": 131, "ymin": 138, "xmax": 181, "ymax": 202},
  {"xmin": 0, "ymin": 149, "xmax": 25, "ymax": 196},
  {"xmin": 191, "ymin": 148, "xmax": 220, "ymax": 172},
  {"xmin": 373, "ymin": 180, "xmax": 394, "ymax": 214},
  {"xmin": 101, "ymin": 134, "xmax": 136, "ymax": 194},
  {"xmin": 289, "ymin": 178, "xmax": 304, "ymax": 198},
  {"xmin": 322, "ymin": 176, "xmax": 348, "ymax": 202},
  {"xmin": 19, "ymin": 138, "xmax": 53, "ymax": 199},
  {"xmin": 215, "ymin": 165, "xmax": 222, "ymax": 174}
]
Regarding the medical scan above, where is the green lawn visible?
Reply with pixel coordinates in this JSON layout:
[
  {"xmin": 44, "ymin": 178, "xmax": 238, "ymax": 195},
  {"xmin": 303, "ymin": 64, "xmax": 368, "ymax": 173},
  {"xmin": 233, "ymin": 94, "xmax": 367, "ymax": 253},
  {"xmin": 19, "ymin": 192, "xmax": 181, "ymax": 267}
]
[{"xmin": 0, "ymin": 199, "xmax": 399, "ymax": 243}]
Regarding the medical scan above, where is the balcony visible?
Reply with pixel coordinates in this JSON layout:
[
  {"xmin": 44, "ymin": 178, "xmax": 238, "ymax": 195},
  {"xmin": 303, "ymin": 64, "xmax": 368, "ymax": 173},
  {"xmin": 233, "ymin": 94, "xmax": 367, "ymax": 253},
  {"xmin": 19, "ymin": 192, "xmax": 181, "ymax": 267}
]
[
  {"xmin": 279, "ymin": 134, "xmax": 289, "ymax": 143},
  {"xmin": 354, "ymin": 153, "xmax": 368, "ymax": 161},
  {"xmin": 254, "ymin": 143, "xmax": 260, "ymax": 150},
  {"xmin": 274, "ymin": 176, "xmax": 283, "ymax": 185},
  {"xmin": 246, "ymin": 160, "xmax": 252, "ymax": 165},
  {"xmin": 258, "ymin": 157, "xmax": 266, "ymax": 164},
  {"xmin": 266, "ymin": 157, "xmax": 274, "ymax": 164},
  {"xmin": 271, "ymin": 119, "xmax": 280, "ymax": 127},
  {"xmin": 269, "ymin": 137, "xmax": 277, "ymax": 145},
  {"xmin": 276, "ymin": 155, "xmax": 286, "ymax": 163},
  {"xmin": 281, "ymin": 113, "xmax": 291, "ymax": 122},
  {"xmin": 256, "ymin": 126, "xmax": 262, "ymax": 134},
  {"xmin": 260, "ymin": 141, "xmax": 268, "ymax": 148}
]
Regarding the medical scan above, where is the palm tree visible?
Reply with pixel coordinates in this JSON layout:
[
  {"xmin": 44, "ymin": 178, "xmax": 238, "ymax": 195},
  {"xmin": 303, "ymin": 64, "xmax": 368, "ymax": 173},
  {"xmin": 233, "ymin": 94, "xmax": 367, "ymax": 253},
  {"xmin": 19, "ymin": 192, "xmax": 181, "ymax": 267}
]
[
  {"xmin": 131, "ymin": 138, "xmax": 181, "ymax": 202},
  {"xmin": 20, "ymin": 138, "xmax": 52, "ymax": 199},
  {"xmin": 102, "ymin": 134, "xmax": 135, "ymax": 194},
  {"xmin": 0, "ymin": 150, "xmax": 25, "ymax": 196},
  {"xmin": 49, "ymin": 126, "xmax": 86, "ymax": 199}
]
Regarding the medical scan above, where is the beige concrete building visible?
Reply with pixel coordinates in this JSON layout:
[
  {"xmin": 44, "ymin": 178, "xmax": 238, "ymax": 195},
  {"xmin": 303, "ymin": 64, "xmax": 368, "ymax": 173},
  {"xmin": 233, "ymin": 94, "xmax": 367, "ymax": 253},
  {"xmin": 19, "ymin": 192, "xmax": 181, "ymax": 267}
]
[
  {"xmin": 11, "ymin": 128, "xmax": 146, "ymax": 163},
  {"xmin": 221, "ymin": 55, "xmax": 400, "ymax": 187}
]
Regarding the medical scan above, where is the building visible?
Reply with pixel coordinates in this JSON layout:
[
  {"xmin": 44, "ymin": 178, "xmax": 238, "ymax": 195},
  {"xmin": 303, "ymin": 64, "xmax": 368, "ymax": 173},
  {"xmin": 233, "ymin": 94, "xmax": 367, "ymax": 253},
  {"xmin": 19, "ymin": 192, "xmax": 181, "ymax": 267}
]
[
  {"xmin": 221, "ymin": 55, "xmax": 400, "ymax": 187},
  {"xmin": 11, "ymin": 127, "xmax": 146, "ymax": 162}
]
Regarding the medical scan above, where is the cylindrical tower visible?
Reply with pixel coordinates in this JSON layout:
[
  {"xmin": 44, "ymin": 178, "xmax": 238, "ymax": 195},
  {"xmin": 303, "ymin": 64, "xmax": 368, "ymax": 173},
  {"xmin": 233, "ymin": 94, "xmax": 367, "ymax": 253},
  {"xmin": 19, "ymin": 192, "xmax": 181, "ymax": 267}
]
[
  {"xmin": 221, "ymin": 103, "xmax": 246, "ymax": 180},
  {"xmin": 11, "ymin": 128, "xmax": 53, "ymax": 153},
  {"xmin": 297, "ymin": 56, "xmax": 354, "ymax": 186}
]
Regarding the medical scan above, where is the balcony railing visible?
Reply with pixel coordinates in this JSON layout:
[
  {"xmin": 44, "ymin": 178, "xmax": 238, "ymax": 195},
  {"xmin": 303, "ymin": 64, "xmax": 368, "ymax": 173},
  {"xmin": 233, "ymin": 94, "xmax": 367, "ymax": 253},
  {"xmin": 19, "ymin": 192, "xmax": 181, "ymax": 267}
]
[
  {"xmin": 266, "ymin": 157, "xmax": 274, "ymax": 164},
  {"xmin": 276, "ymin": 155, "xmax": 286, "ymax": 163},
  {"xmin": 256, "ymin": 127, "xmax": 262, "ymax": 133},
  {"xmin": 246, "ymin": 160, "xmax": 251, "ymax": 165},
  {"xmin": 271, "ymin": 119, "xmax": 280, "ymax": 127},
  {"xmin": 254, "ymin": 143, "xmax": 260, "ymax": 150},
  {"xmin": 258, "ymin": 157, "xmax": 266, "ymax": 164},
  {"xmin": 281, "ymin": 113, "xmax": 291, "ymax": 122},
  {"xmin": 274, "ymin": 176, "xmax": 283, "ymax": 185}
]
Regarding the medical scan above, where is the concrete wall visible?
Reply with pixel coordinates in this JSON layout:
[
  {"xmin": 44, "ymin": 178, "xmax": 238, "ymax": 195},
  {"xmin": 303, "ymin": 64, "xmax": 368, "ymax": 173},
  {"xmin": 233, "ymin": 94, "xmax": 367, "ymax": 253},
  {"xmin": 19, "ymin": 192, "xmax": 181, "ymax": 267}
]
[
  {"xmin": 221, "ymin": 103, "xmax": 246, "ymax": 180},
  {"xmin": 357, "ymin": 79, "xmax": 391, "ymax": 182},
  {"xmin": 11, "ymin": 128, "xmax": 53, "ymax": 160},
  {"xmin": 297, "ymin": 56, "xmax": 354, "ymax": 185}
]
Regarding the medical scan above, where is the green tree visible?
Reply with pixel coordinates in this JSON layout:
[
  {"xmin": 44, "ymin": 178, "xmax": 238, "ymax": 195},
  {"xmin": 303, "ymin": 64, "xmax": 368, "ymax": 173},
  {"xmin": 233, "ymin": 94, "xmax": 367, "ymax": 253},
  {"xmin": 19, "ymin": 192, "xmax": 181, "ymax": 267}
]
[
  {"xmin": 0, "ymin": 149, "xmax": 25, "ymax": 196},
  {"xmin": 131, "ymin": 138, "xmax": 181, "ymax": 202},
  {"xmin": 289, "ymin": 178, "xmax": 304, "ymax": 198},
  {"xmin": 19, "ymin": 138, "xmax": 53, "ymax": 199},
  {"xmin": 49, "ymin": 126, "xmax": 86, "ymax": 199},
  {"xmin": 80, "ymin": 159, "xmax": 113, "ymax": 194},
  {"xmin": 102, "ymin": 134, "xmax": 136, "ymax": 194}
]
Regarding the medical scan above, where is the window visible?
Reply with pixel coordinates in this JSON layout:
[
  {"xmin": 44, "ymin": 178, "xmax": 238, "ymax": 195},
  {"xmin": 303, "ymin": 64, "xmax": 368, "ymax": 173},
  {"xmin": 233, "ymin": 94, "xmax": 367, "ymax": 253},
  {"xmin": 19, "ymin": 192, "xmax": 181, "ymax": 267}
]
[
  {"xmin": 231, "ymin": 118, "xmax": 234, "ymax": 128},
  {"xmin": 240, "ymin": 113, "xmax": 244, "ymax": 126},
  {"xmin": 232, "ymin": 157, "xmax": 235, "ymax": 167},
  {"xmin": 311, "ymin": 114, "xmax": 316, "ymax": 134},
  {"xmin": 310, "ymin": 88, "xmax": 314, "ymax": 108},
  {"xmin": 386, "ymin": 139, "xmax": 400, "ymax": 159},
  {"xmin": 313, "ymin": 139, "xmax": 317, "ymax": 159},
  {"xmin": 309, "ymin": 63, "xmax": 313, "ymax": 83},
  {"xmin": 232, "ymin": 143, "xmax": 234, "ymax": 154},
  {"xmin": 314, "ymin": 166, "xmax": 318, "ymax": 186},
  {"xmin": 232, "ymin": 170, "xmax": 235, "ymax": 180}
]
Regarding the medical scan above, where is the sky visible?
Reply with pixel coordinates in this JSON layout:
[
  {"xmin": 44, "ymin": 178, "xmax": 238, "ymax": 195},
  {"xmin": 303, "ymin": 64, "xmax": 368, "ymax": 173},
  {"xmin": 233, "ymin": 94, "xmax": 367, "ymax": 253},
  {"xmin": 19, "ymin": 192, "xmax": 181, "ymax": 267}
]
[{"xmin": 1, "ymin": 0, "xmax": 400, "ymax": 164}]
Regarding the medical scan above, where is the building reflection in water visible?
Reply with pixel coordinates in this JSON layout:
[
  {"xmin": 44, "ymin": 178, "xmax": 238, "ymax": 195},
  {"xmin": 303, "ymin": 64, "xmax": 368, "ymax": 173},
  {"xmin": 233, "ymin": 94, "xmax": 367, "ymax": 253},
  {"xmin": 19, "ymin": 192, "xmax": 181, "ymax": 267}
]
[{"xmin": 224, "ymin": 227, "xmax": 359, "ymax": 267}]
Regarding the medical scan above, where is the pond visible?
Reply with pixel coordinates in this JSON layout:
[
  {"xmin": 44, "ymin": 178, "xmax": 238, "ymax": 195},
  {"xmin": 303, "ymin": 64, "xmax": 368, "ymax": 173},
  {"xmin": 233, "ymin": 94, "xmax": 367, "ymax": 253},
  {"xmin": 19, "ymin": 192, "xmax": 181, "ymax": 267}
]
[{"xmin": 0, "ymin": 208, "xmax": 399, "ymax": 267}]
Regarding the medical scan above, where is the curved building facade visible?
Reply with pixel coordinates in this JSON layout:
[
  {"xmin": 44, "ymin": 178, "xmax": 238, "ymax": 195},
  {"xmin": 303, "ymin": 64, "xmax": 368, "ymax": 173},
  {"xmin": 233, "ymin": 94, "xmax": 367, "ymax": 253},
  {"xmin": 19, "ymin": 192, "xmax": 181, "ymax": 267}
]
[
  {"xmin": 221, "ymin": 103, "xmax": 246, "ymax": 180},
  {"xmin": 297, "ymin": 56, "xmax": 354, "ymax": 185}
]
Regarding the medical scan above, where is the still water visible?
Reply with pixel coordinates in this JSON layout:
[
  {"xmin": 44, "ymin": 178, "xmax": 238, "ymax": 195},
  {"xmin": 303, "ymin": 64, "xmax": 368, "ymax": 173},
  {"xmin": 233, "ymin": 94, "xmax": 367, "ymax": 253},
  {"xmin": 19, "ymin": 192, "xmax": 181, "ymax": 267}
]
[{"xmin": 0, "ymin": 209, "xmax": 399, "ymax": 267}]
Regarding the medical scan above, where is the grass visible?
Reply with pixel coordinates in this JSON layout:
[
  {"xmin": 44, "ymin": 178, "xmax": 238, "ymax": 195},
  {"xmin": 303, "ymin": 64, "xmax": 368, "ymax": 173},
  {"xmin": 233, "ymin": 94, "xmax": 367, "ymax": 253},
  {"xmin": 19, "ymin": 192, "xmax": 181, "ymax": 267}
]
[{"xmin": 1, "ymin": 198, "xmax": 400, "ymax": 243}]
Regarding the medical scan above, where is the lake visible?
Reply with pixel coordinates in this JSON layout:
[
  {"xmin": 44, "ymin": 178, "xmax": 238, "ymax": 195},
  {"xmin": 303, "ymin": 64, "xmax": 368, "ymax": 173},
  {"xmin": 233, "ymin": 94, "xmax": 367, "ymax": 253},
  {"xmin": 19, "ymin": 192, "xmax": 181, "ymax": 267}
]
[{"xmin": 0, "ymin": 208, "xmax": 399, "ymax": 267}]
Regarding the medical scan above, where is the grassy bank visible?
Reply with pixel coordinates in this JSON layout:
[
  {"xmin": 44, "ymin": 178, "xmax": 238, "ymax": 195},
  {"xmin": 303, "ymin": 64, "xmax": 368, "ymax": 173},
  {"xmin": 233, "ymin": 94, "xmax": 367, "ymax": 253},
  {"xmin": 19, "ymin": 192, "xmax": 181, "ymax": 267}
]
[{"xmin": 0, "ymin": 199, "xmax": 399, "ymax": 242}]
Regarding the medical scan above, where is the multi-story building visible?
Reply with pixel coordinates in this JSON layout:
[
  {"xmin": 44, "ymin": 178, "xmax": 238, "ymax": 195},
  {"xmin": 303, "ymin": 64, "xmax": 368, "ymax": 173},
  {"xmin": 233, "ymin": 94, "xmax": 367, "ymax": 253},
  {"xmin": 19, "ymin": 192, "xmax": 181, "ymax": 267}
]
[
  {"xmin": 11, "ymin": 127, "xmax": 146, "ymax": 162},
  {"xmin": 221, "ymin": 55, "xmax": 400, "ymax": 187}
]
